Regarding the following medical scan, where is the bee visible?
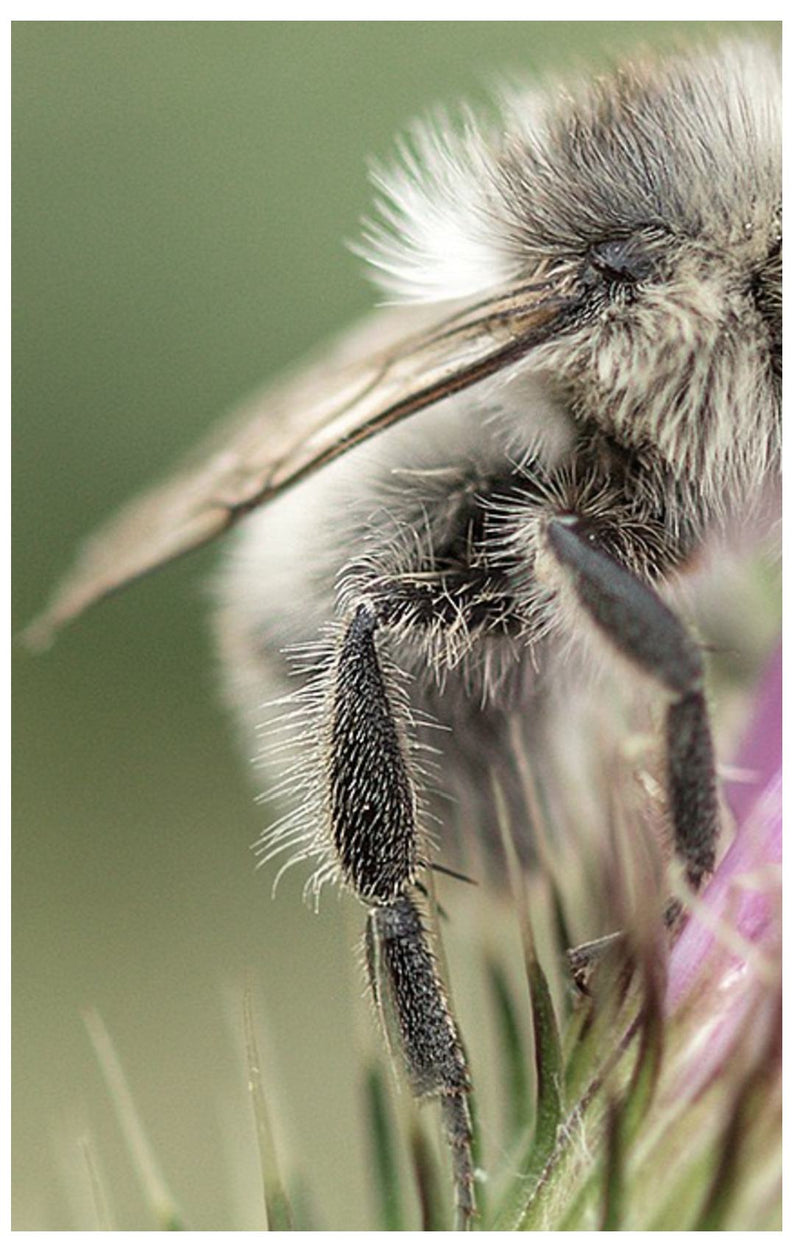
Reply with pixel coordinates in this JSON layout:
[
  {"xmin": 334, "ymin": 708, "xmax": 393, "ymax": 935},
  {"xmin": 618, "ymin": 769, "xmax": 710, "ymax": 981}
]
[{"xmin": 29, "ymin": 39, "xmax": 781, "ymax": 1229}]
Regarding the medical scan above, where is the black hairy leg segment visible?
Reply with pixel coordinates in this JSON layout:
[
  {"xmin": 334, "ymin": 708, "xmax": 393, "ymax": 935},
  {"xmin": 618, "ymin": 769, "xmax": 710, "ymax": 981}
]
[
  {"xmin": 326, "ymin": 600, "xmax": 476, "ymax": 1224},
  {"xmin": 546, "ymin": 516, "xmax": 720, "ymax": 897},
  {"xmin": 366, "ymin": 892, "xmax": 474, "ymax": 1228}
]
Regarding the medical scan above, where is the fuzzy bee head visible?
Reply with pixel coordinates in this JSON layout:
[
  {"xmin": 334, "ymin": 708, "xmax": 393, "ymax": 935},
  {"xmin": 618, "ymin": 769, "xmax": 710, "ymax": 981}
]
[{"xmin": 363, "ymin": 41, "xmax": 782, "ymax": 510}]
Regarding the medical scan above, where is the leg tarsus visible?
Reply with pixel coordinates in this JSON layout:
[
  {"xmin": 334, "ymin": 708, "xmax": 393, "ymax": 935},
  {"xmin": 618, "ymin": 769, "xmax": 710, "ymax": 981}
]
[
  {"xmin": 366, "ymin": 892, "xmax": 476, "ymax": 1228},
  {"xmin": 666, "ymin": 689, "xmax": 719, "ymax": 889},
  {"xmin": 441, "ymin": 1090, "xmax": 476, "ymax": 1230}
]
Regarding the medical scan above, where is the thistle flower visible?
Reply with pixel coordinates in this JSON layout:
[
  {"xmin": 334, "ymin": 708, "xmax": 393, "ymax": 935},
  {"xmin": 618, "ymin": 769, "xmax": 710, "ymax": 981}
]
[
  {"xmin": 505, "ymin": 647, "xmax": 782, "ymax": 1232},
  {"xmin": 667, "ymin": 649, "xmax": 781, "ymax": 1017},
  {"xmin": 297, "ymin": 644, "xmax": 778, "ymax": 1232},
  {"xmin": 75, "ymin": 648, "xmax": 781, "ymax": 1231}
]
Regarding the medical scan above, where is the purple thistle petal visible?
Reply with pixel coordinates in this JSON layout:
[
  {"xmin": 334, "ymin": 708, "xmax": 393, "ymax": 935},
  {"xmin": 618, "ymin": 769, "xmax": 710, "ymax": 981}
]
[
  {"xmin": 667, "ymin": 646, "xmax": 782, "ymax": 1012},
  {"xmin": 725, "ymin": 647, "xmax": 782, "ymax": 830}
]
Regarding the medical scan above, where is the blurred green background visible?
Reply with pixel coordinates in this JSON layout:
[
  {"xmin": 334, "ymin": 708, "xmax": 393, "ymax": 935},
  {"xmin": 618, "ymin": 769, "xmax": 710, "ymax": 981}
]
[{"xmin": 13, "ymin": 21, "xmax": 779, "ymax": 1230}]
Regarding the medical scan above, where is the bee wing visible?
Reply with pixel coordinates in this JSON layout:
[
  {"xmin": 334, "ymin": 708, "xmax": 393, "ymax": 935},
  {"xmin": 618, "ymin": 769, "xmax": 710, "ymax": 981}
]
[{"xmin": 27, "ymin": 281, "xmax": 574, "ymax": 646}]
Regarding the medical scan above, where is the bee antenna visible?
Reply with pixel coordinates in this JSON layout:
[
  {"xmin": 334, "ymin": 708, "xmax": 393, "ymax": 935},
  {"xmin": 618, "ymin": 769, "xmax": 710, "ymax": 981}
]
[{"xmin": 427, "ymin": 861, "xmax": 480, "ymax": 887}]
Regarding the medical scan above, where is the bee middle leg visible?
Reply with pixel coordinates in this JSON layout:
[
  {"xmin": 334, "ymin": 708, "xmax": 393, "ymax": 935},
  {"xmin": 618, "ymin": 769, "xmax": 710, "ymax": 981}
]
[{"xmin": 545, "ymin": 515, "xmax": 720, "ymax": 909}]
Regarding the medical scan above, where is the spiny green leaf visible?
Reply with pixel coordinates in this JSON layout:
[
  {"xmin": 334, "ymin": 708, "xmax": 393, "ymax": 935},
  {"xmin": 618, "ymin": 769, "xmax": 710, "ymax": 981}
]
[
  {"xmin": 600, "ymin": 1098, "xmax": 625, "ymax": 1230},
  {"xmin": 524, "ymin": 952, "xmax": 564, "ymax": 1178},
  {"xmin": 619, "ymin": 1003, "xmax": 664, "ymax": 1146},
  {"xmin": 514, "ymin": 1094, "xmax": 589, "ymax": 1230},
  {"xmin": 491, "ymin": 773, "xmax": 564, "ymax": 1167},
  {"xmin": 646, "ymin": 1151, "xmax": 716, "ymax": 1230},
  {"xmin": 364, "ymin": 1063, "xmax": 405, "ymax": 1230},
  {"xmin": 78, "ymin": 1134, "xmax": 113, "ymax": 1231},
  {"xmin": 695, "ymin": 1063, "xmax": 771, "ymax": 1231},
  {"xmin": 562, "ymin": 993, "xmax": 600, "ymax": 1103},
  {"xmin": 408, "ymin": 1117, "xmax": 447, "ymax": 1231},
  {"xmin": 83, "ymin": 1008, "xmax": 184, "ymax": 1231},
  {"xmin": 556, "ymin": 1168, "xmax": 600, "ymax": 1230},
  {"xmin": 242, "ymin": 984, "xmax": 294, "ymax": 1230},
  {"xmin": 486, "ymin": 957, "xmax": 532, "ymax": 1139}
]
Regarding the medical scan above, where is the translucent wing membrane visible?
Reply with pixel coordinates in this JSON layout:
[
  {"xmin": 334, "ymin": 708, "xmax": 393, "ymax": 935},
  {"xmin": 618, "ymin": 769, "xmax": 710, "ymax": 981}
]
[{"xmin": 27, "ymin": 279, "xmax": 576, "ymax": 647}]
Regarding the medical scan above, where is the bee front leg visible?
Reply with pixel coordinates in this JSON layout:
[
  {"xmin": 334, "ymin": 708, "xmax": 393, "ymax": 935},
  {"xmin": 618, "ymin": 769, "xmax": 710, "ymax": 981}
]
[
  {"xmin": 546, "ymin": 516, "xmax": 720, "ymax": 907},
  {"xmin": 329, "ymin": 602, "xmax": 475, "ymax": 1228}
]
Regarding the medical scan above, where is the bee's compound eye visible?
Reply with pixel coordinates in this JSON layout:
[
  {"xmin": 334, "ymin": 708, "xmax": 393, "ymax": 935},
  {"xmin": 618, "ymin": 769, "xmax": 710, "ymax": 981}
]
[{"xmin": 584, "ymin": 236, "xmax": 655, "ymax": 287}]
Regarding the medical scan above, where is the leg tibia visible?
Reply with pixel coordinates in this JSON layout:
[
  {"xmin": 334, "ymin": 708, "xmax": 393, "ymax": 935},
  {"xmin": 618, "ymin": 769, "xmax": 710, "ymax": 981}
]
[{"xmin": 546, "ymin": 517, "xmax": 702, "ymax": 693}]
